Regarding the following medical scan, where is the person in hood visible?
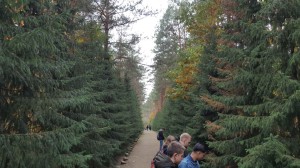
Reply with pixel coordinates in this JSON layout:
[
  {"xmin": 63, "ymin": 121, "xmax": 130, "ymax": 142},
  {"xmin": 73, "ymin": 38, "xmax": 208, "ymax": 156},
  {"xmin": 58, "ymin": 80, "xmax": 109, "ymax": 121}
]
[{"xmin": 154, "ymin": 141, "xmax": 185, "ymax": 168}]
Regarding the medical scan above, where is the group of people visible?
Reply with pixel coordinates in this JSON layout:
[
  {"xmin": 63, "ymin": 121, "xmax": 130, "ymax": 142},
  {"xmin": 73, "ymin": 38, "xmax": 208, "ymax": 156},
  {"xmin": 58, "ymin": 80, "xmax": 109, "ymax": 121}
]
[
  {"xmin": 153, "ymin": 129, "xmax": 208, "ymax": 168},
  {"xmin": 145, "ymin": 125, "xmax": 152, "ymax": 131}
]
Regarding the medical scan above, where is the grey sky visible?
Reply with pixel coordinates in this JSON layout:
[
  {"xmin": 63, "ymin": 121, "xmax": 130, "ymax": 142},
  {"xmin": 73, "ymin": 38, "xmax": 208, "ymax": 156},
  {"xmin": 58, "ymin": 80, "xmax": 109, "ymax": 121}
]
[{"xmin": 129, "ymin": 0, "xmax": 169, "ymax": 98}]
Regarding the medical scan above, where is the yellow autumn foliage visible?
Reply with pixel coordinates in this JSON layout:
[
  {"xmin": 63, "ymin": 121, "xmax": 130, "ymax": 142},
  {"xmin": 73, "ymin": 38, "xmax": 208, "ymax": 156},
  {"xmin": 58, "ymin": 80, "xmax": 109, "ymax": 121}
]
[
  {"xmin": 167, "ymin": 46, "xmax": 201, "ymax": 99},
  {"xmin": 188, "ymin": 0, "xmax": 223, "ymax": 45},
  {"xmin": 167, "ymin": 0, "xmax": 223, "ymax": 100}
]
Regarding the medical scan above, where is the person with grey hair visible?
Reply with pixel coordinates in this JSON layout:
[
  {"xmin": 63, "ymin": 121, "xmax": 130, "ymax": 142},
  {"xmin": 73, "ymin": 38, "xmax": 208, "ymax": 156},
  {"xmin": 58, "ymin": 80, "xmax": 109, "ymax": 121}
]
[
  {"xmin": 179, "ymin": 133, "xmax": 192, "ymax": 157},
  {"xmin": 153, "ymin": 141, "xmax": 185, "ymax": 168},
  {"xmin": 178, "ymin": 143, "xmax": 208, "ymax": 168}
]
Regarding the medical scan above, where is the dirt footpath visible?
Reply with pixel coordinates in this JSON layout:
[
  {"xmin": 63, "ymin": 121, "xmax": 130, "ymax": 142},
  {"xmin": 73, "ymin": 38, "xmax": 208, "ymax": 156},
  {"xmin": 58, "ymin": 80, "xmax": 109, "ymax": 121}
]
[{"xmin": 120, "ymin": 130, "xmax": 159, "ymax": 168}]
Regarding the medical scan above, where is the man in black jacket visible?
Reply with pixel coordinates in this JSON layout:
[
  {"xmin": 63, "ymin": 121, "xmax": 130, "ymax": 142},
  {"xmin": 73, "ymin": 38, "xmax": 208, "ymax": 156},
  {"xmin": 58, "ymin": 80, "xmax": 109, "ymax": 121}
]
[
  {"xmin": 154, "ymin": 141, "xmax": 185, "ymax": 168},
  {"xmin": 157, "ymin": 128, "xmax": 165, "ymax": 150}
]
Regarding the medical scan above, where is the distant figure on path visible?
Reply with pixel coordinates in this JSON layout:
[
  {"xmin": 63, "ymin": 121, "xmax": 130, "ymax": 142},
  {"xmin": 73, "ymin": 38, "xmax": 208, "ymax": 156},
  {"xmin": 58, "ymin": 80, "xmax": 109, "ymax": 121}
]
[
  {"xmin": 146, "ymin": 125, "xmax": 149, "ymax": 131},
  {"xmin": 178, "ymin": 143, "xmax": 208, "ymax": 168},
  {"xmin": 162, "ymin": 135, "xmax": 176, "ymax": 154},
  {"xmin": 179, "ymin": 133, "xmax": 192, "ymax": 158},
  {"xmin": 149, "ymin": 125, "xmax": 152, "ymax": 130},
  {"xmin": 154, "ymin": 141, "xmax": 185, "ymax": 168},
  {"xmin": 157, "ymin": 128, "xmax": 165, "ymax": 150}
]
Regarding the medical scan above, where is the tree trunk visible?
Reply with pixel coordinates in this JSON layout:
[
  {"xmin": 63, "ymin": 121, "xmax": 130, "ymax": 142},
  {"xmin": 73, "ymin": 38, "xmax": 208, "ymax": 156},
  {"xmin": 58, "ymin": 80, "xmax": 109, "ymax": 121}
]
[{"xmin": 103, "ymin": 0, "xmax": 110, "ymax": 60}]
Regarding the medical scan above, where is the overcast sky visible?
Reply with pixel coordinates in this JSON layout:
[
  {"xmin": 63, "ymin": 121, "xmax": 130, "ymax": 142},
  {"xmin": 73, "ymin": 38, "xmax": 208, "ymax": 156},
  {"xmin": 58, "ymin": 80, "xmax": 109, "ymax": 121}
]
[{"xmin": 129, "ymin": 0, "xmax": 169, "ymax": 98}]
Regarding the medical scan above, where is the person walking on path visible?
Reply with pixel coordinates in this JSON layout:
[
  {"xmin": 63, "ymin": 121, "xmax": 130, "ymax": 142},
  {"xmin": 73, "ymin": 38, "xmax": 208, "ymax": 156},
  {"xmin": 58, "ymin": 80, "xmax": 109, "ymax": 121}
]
[
  {"xmin": 178, "ymin": 143, "xmax": 207, "ymax": 168},
  {"xmin": 179, "ymin": 133, "xmax": 192, "ymax": 158},
  {"xmin": 157, "ymin": 128, "xmax": 165, "ymax": 151},
  {"xmin": 154, "ymin": 141, "xmax": 185, "ymax": 168}
]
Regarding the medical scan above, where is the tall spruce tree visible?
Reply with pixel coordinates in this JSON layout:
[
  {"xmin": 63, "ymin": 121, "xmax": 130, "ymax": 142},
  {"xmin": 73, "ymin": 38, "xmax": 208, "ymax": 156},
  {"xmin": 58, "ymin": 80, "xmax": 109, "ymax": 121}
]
[
  {"xmin": 151, "ymin": 3, "xmax": 187, "ymax": 122},
  {"xmin": 113, "ymin": 32, "xmax": 146, "ymax": 103},
  {"xmin": 90, "ymin": 0, "xmax": 154, "ymax": 60},
  {"xmin": 0, "ymin": 0, "xmax": 91, "ymax": 167},
  {"xmin": 65, "ymin": 19, "xmax": 144, "ymax": 168},
  {"xmin": 151, "ymin": 0, "xmax": 300, "ymax": 167},
  {"xmin": 152, "ymin": 0, "xmax": 222, "ymax": 148},
  {"xmin": 0, "ymin": 0, "xmax": 144, "ymax": 167},
  {"xmin": 204, "ymin": 0, "xmax": 300, "ymax": 167}
]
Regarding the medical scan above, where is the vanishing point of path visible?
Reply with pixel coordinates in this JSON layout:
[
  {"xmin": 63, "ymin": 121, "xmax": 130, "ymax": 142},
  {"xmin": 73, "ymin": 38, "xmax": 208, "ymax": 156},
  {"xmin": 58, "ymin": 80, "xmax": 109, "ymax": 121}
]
[{"xmin": 120, "ymin": 130, "xmax": 159, "ymax": 168}]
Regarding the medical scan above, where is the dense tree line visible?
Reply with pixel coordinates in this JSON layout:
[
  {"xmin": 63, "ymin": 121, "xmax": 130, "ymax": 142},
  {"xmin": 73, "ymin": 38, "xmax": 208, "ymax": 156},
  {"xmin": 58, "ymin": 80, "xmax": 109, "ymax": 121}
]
[
  {"xmin": 0, "ymin": 0, "xmax": 147, "ymax": 167},
  {"xmin": 151, "ymin": 0, "xmax": 300, "ymax": 167}
]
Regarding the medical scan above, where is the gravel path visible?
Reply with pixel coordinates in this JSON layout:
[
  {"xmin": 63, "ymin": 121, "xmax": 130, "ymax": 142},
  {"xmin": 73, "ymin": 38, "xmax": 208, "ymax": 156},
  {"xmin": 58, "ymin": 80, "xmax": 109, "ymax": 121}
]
[{"xmin": 120, "ymin": 130, "xmax": 159, "ymax": 168}]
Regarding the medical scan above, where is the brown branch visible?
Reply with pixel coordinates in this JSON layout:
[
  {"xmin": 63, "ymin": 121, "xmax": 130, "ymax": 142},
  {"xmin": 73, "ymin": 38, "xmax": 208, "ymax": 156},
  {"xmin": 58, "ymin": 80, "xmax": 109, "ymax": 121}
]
[
  {"xmin": 209, "ymin": 75, "xmax": 232, "ymax": 83},
  {"xmin": 200, "ymin": 95, "xmax": 244, "ymax": 115},
  {"xmin": 201, "ymin": 95, "xmax": 229, "ymax": 112},
  {"xmin": 209, "ymin": 86, "xmax": 232, "ymax": 96},
  {"xmin": 216, "ymin": 67, "xmax": 233, "ymax": 74},
  {"xmin": 108, "ymin": 17, "xmax": 144, "ymax": 29},
  {"xmin": 206, "ymin": 120, "xmax": 221, "ymax": 139}
]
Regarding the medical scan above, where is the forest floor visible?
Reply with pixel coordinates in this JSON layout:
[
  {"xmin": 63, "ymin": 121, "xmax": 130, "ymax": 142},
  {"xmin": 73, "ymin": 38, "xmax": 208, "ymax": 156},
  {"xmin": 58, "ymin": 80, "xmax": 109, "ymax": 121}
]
[{"xmin": 117, "ymin": 130, "xmax": 159, "ymax": 168}]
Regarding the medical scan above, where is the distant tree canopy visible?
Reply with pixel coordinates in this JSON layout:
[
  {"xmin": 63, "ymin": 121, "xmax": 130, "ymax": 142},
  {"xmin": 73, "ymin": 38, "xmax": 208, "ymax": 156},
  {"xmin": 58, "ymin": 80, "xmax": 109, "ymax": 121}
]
[
  {"xmin": 151, "ymin": 0, "xmax": 300, "ymax": 167},
  {"xmin": 0, "ymin": 0, "xmax": 147, "ymax": 167}
]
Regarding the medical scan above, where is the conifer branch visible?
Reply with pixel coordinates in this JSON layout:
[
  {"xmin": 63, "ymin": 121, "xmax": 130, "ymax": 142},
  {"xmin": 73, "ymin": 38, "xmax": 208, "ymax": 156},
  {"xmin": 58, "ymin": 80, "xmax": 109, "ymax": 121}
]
[{"xmin": 200, "ymin": 95, "xmax": 229, "ymax": 112}]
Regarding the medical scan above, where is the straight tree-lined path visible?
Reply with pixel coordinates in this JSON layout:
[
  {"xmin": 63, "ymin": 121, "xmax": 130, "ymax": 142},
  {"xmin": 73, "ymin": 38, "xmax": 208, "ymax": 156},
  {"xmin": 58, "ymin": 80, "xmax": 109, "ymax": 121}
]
[{"xmin": 120, "ymin": 130, "xmax": 159, "ymax": 168}]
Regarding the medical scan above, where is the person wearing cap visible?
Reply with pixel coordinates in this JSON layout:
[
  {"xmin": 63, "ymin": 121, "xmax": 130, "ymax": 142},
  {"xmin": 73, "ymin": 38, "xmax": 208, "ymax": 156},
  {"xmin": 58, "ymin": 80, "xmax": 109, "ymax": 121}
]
[{"xmin": 178, "ymin": 143, "xmax": 207, "ymax": 168}]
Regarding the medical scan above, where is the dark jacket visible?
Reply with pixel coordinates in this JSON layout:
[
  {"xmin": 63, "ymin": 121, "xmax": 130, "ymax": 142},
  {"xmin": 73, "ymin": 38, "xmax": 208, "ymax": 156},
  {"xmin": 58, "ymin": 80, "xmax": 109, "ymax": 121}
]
[
  {"xmin": 157, "ymin": 130, "xmax": 165, "ymax": 140},
  {"xmin": 162, "ymin": 144, "xmax": 168, "ymax": 155},
  {"xmin": 154, "ymin": 152, "xmax": 177, "ymax": 168},
  {"xmin": 183, "ymin": 149, "xmax": 189, "ymax": 158}
]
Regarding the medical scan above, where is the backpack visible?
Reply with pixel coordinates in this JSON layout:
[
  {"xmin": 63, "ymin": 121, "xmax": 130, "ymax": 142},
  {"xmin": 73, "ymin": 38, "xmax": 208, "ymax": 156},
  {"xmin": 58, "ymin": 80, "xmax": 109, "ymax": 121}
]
[
  {"xmin": 151, "ymin": 151, "xmax": 160, "ymax": 168},
  {"xmin": 150, "ymin": 159, "xmax": 156, "ymax": 168},
  {"xmin": 157, "ymin": 133, "xmax": 160, "ymax": 140}
]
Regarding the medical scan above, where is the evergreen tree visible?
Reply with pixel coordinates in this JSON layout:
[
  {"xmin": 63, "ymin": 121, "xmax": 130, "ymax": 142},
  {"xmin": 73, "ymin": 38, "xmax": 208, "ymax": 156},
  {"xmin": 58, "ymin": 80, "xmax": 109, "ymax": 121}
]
[
  {"xmin": 0, "ymin": 0, "xmax": 91, "ymax": 167},
  {"xmin": 0, "ymin": 0, "xmax": 144, "ymax": 167},
  {"xmin": 151, "ymin": 3, "xmax": 187, "ymax": 117},
  {"xmin": 113, "ymin": 32, "xmax": 146, "ymax": 103},
  {"xmin": 67, "ymin": 22, "xmax": 144, "ymax": 167},
  {"xmin": 152, "ymin": 0, "xmax": 300, "ymax": 167},
  {"xmin": 203, "ymin": 0, "xmax": 300, "ymax": 167},
  {"xmin": 153, "ymin": 0, "xmax": 222, "ymax": 149},
  {"xmin": 90, "ymin": 0, "xmax": 154, "ymax": 60}
]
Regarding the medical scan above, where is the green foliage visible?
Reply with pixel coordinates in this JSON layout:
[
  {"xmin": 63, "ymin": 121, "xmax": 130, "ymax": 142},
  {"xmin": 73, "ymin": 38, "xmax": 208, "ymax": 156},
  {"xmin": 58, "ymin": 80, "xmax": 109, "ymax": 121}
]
[
  {"xmin": 0, "ymin": 0, "xmax": 144, "ymax": 167},
  {"xmin": 152, "ymin": 0, "xmax": 219, "ymax": 151},
  {"xmin": 237, "ymin": 135, "xmax": 291, "ymax": 168},
  {"xmin": 153, "ymin": 4, "xmax": 183, "ymax": 96},
  {"xmin": 153, "ymin": 0, "xmax": 300, "ymax": 168},
  {"xmin": 203, "ymin": 0, "xmax": 300, "ymax": 167}
]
